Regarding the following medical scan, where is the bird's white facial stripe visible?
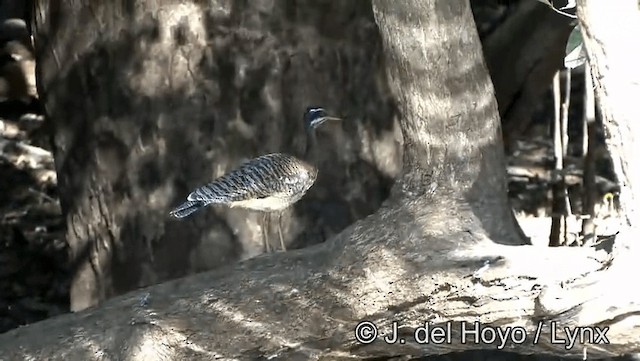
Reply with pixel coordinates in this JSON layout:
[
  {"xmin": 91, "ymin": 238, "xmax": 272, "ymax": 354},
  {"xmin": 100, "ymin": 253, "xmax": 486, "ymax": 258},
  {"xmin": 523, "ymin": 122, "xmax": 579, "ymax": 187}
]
[{"xmin": 308, "ymin": 108, "xmax": 324, "ymax": 114}]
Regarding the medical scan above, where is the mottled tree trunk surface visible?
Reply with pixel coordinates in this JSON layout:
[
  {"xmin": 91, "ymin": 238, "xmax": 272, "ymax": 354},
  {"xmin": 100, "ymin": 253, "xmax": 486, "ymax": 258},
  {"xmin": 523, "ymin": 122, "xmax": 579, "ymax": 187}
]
[
  {"xmin": 1, "ymin": 1, "xmax": 639, "ymax": 360},
  {"xmin": 34, "ymin": 0, "xmax": 397, "ymax": 311},
  {"xmin": 577, "ymin": 0, "xmax": 640, "ymax": 270}
]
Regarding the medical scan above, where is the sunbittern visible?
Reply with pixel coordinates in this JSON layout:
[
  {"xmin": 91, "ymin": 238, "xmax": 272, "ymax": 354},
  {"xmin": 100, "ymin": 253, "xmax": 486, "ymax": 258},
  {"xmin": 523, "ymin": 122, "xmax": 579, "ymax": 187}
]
[{"xmin": 169, "ymin": 107, "xmax": 342, "ymax": 252}]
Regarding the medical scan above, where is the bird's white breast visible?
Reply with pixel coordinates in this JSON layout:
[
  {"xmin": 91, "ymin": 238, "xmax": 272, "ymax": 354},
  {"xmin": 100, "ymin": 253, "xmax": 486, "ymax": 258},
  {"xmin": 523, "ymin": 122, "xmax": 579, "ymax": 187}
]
[{"xmin": 230, "ymin": 195, "xmax": 295, "ymax": 211}]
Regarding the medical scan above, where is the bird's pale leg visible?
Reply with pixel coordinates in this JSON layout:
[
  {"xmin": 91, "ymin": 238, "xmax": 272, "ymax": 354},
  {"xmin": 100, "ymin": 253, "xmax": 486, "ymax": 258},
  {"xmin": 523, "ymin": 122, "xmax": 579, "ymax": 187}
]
[
  {"xmin": 277, "ymin": 210, "xmax": 286, "ymax": 252},
  {"xmin": 262, "ymin": 212, "xmax": 271, "ymax": 253}
]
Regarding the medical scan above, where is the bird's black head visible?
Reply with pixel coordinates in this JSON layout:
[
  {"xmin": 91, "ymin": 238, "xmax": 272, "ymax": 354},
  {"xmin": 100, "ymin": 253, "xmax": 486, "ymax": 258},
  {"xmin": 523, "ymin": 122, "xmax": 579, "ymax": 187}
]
[{"xmin": 303, "ymin": 106, "xmax": 341, "ymax": 132}]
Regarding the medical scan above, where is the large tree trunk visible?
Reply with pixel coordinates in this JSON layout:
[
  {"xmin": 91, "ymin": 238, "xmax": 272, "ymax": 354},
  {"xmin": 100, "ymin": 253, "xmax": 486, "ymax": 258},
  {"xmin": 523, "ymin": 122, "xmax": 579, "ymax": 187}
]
[
  {"xmin": 34, "ymin": 0, "xmax": 397, "ymax": 311},
  {"xmin": 1, "ymin": 0, "xmax": 639, "ymax": 360}
]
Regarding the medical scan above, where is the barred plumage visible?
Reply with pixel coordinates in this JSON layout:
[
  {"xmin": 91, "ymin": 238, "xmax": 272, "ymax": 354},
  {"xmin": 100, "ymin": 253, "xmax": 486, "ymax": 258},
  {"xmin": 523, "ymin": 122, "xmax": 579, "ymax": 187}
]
[
  {"xmin": 170, "ymin": 106, "xmax": 341, "ymax": 253},
  {"xmin": 170, "ymin": 153, "xmax": 317, "ymax": 217},
  {"xmin": 169, "ymin": 200, "xmax": 204, "ymax": 218}
]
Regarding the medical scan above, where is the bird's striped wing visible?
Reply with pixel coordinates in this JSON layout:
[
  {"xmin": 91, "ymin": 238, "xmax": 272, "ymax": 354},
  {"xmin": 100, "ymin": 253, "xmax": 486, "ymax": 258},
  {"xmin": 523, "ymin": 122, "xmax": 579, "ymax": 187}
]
[{"xmin": 186, "ymin": 154, "xmax": 302, "ymax": 204}]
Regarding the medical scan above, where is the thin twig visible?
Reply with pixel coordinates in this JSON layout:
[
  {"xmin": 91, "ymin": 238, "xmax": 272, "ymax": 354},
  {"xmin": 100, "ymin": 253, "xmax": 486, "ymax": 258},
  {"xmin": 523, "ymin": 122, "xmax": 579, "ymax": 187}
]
[
  {"xmin": 543, "ymin": 1, "xmax": 578, "ymax": 19},
  {"xmin": 550, "ymin": 70, "xmax": 566, "ymax": 246},
  {"xmin": 581, "ymin": 63, "xmax": 598, "ymax": 246},
  {"xmin": 561, "ymin": 68, "xmax": 573, "ymax": 217}
]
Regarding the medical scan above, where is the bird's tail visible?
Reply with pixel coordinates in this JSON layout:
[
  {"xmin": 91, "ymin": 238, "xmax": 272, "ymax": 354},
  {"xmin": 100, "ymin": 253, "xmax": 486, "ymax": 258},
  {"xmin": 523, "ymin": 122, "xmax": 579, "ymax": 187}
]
[{"xmin": 169, "ymin": 200, "xmax": 206, "ymax": 219}]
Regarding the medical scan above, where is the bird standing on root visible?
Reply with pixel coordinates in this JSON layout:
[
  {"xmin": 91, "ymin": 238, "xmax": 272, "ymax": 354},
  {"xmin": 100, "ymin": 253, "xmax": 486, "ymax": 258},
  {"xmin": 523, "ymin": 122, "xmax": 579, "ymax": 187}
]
[{"xmin": 169, "ymin": 107, "xmax": 342, "ymax": 252}]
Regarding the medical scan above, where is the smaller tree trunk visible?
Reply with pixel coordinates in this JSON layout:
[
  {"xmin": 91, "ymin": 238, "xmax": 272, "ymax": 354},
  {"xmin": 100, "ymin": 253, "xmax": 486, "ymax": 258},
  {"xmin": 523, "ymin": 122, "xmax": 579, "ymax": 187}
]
[
  {"xmin": 581, "ymin": 65, "xmax": 598, "ymax": 246},
  {"xmin": 373, "ymin": 0, "xmax": 525, "ymax": 246}
]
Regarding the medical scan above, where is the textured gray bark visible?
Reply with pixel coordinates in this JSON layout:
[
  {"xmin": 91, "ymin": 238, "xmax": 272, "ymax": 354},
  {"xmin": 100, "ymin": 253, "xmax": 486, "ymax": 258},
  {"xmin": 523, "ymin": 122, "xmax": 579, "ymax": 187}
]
[
  {"xmin": 577, "ymin": 0, "xmax": 640, "ymax": 251},
  {"xmin": 574, "ymin": 5, "xmax": 640, "ymax": 349},
  {"xmin": 1, "ymin": 0, "xmax": 639, "ymax": 360}
]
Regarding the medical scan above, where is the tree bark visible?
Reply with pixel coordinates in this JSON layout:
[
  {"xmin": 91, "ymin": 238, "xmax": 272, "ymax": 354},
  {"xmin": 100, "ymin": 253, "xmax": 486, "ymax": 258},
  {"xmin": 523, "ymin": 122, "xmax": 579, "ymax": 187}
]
[
  {"xmin": 1, "ymin": 0, "xmax": 639, "ymax": 360},
  {"xmin": 32, "ymin": 0, "xmax": 396, "ymax": 311},
  {"xmin": 577, "ymin": 0, "xmax": 640, "ymax": 263},
  {"xmin": 372, "ymin": 0, "xmax": 524, "ymax": 246}
]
